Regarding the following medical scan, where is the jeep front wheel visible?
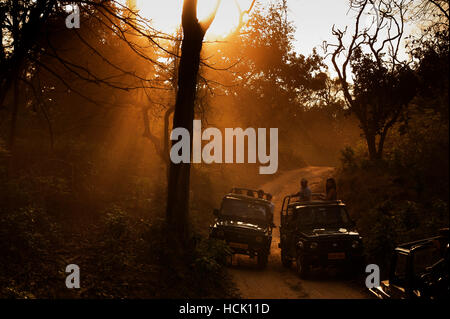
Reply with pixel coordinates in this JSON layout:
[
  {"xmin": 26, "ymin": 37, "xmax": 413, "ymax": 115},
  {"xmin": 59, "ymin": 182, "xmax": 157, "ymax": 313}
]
[
  {"xmin": 281, "ymin": 250, "xmax": 292, "ymax": 268},
  {"xmin": 296, "ymin": 254, "xmax": 310, "ymax": 278},
  {"xmin": 257, "ymin": 252, "xmax": 268, "ymax": 269}
]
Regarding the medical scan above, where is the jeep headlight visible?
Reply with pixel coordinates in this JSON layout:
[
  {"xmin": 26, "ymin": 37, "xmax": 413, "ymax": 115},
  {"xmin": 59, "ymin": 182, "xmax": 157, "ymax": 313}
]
[
  {"xmin": 255, "ymin": 236, "xmax": 263, "ymax": 243},
  {"xmin": 352, "ymin": 240, "xmax": 360, "ymax": 249},
  {"xmin": 310, "ymin": 242, "xmax": 318, "ymax": 249}
]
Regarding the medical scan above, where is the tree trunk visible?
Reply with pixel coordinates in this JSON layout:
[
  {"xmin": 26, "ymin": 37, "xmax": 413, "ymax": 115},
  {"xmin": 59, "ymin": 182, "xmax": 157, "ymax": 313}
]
[
  {"xmin": 8, "ymin": 74, "xmax": 19, "ymax": 150},
  {"xmin": 377, "ymin": 128, "xmax": 388, "ymax": 160},
  {"xmin": 165, "ymin": 0, "xmax": 205, "ymax": 243},
  {"xmin": 163, "ymin": 106, "xmax": 175, "ymax": 179},
  {"xmin": 365, "ymin": 132, "xmax": 379, "ymax": 161}
]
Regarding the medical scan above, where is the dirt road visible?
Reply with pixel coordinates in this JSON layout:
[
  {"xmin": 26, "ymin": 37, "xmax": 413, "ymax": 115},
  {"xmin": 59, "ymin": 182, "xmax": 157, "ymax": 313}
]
[{"xmin": 229, "ymin": 166, "xmax": 370, "ymax": 299}]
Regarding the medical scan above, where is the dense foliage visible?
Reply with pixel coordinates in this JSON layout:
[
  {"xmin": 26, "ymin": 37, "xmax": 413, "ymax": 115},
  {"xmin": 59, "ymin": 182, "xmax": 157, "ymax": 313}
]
[{"xmin": 337, "ymin": 21, "xmax": 449, "ymax": 272}]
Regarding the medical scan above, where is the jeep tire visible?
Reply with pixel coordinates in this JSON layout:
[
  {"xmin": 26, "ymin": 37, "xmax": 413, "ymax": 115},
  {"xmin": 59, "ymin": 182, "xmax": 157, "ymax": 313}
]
[
  {"xmin": 281, "ymin": 249, "xmax": 292, "ymax": 268},
  {"xmin": 257, "ymin": 252, "xmax": 268, "ymax": 269},
  {"xmin": 296, "ymin": 254, "xmax": 310, "ymax": 278}
]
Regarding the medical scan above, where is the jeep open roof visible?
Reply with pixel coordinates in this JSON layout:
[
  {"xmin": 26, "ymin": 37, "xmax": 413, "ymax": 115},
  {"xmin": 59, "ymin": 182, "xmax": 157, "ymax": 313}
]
[
  {"xmin": 281, "ymin": 193, "xmax": 344, "ymax": 213},
  {"xmin": 225, "ymin": 188, "xmax": 273, "ymax": 204},
  {"xmin": 394, "ymin": 229, "xmax": 449, "ymax": 254},
  {"xmin": 221, "ymin": 188, "xmax": 274, "ymax": 219}
]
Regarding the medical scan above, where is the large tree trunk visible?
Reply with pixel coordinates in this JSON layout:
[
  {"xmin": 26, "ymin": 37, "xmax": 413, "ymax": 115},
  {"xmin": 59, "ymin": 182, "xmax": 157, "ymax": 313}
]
[
  {"xmin": 165, "ymin": 0, "xmax": 205, "ymax": 242},
  {"xmin": 377, "ymin": 128, "xmax": 388, "ymax": 160},
  {"xmin": 8, "ymin": 75, "xmax": 19, "ymax": 150},
  {"xmin": 365, "ymin": 132, "xmax": 379, "ymax": 161}
]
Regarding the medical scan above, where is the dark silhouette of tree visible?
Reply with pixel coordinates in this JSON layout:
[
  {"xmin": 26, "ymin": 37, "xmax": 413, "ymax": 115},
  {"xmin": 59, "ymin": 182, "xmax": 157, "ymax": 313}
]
[
  {"xmin": 165, "ymin": 0, "xmax": 221, "ymax": 243},
  {"xmin": 326, "ymin": 0, "xmax": 417, "ymax": 160},
  {"xmin": 416, "ymin": 0, "xmax": 449, "ymax": 21},
  {"xmin": 350, "ymin": 47, "xmax": 417, "ymax": 159},
  {"xmin": 408, "ymin": 0, "xmax": 449, "ymax": 120},
  {"xmin": 0, "ymin": 0, "xmax": 171, "ymax": 151},
  {"xmin": 203, "ymin": 1, "xmax": 329, "ymax": 164}
]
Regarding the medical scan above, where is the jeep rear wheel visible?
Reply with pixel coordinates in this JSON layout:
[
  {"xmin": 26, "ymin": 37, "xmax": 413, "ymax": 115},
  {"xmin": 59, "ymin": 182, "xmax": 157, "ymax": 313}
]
[
  {"xmin": 296, "ymin": 254, "xmax": 310, "ymax": 278},
  {"xmin": 281, "ymin": 250, "xmax": 292, "ymax": 268},
  {"xmin": 257, "ymin": 252, "xmax": 268, "ymax": 269}
]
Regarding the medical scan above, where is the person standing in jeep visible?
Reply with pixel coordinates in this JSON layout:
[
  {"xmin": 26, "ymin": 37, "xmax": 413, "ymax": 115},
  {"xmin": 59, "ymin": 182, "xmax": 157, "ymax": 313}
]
[
  {"xmin": 325, "ymin": 178, "xmax": 337, "ymax": 200},
  {"xmin": 295, "ymin": 178, "xmax": 311, "ymax": 201}
]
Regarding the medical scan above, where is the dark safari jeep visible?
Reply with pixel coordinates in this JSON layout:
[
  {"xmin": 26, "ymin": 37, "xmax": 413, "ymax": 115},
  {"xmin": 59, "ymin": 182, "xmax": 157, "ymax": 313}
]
[
  {"xmin": 209, "ymin": 188, "xmax": 275, "ymax": 268},
  {"xmin": 369, "ymin": 228, "xmax": 449, "ymax": 299},
  {"xmin": 279, "ymin": 193, "xmax": 363, "ymax": 278}
]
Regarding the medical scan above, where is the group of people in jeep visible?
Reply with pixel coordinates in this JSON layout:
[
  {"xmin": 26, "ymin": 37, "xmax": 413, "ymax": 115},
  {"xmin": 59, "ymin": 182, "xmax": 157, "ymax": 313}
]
[
  {"xmin": 232, "ymin": 188, "xmax": 273, "ymax": 201},
  {"xmin": 295, "ymin": 177, "xmax": 337, "ymax": 201}
]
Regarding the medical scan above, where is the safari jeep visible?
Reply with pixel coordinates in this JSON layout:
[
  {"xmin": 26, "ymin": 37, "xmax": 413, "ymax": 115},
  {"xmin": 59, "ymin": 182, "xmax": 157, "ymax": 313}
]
[
  {"xmin": 209, "ymin": 188, "xmax": 275, "ymax": 268},
  {"xmin": 369, "ymin": 228, "xmax": 449, "ymax": 299},
  {"xmin": 278, "ymin": 193, "xmax": 364, "ymax": 278}
]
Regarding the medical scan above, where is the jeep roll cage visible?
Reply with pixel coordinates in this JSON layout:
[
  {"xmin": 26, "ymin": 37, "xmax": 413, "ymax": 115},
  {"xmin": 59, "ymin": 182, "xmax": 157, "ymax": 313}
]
[
  {"xmin": 229, "ymin": 187, "xmax": 273, "ymax": 202},
  {"xmin": 280, "ymin": 193, "xmax": 344, "ymax": 226},
  {"xmin": 214, "ymin": 188, "xmax": 275, "ymax": 225}
]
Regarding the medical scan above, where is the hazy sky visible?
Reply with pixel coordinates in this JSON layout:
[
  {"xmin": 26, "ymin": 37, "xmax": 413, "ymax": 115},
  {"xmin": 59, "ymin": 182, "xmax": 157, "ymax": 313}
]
[
  {"xmin": 288, "ymin": 0, "xmax": 417, "ymax": 57},
  {"xmin": 138, "ymin": 0, "xmax": 357, "ymax": 56},
  {"xmin": 287, "ymin": 0, "xmax": 356, "ymax": 55},
  {"xmin": 138, "ymin": 0, "xmax": 416, "ymax": 70}
]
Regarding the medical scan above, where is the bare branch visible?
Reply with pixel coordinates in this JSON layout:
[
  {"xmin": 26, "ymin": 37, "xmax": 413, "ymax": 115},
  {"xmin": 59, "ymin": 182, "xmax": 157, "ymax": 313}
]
[{"xmin": 200, "ymin": 0, "xmax": 222, "ymax": 32}]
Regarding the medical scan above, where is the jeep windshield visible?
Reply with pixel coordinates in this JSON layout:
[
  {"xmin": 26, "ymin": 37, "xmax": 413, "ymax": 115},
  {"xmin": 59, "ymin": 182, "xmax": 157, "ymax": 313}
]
[
  {"xmin": 220, "ymin": 198, "xmax": 269, "ymax": 224},
  {"xmin": 293, "ymin": 205, "xmax": 351, "ymax": 229}
]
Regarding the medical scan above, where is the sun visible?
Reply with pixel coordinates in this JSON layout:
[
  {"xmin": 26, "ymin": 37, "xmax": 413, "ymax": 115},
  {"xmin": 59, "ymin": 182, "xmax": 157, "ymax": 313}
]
[{"xmin": 136, "ymin": 0, "xmax": 250, "ymax": 39}]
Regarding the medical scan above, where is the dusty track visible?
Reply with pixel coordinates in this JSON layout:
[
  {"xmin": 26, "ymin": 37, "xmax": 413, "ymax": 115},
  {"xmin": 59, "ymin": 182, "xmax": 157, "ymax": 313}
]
[{"xmin": 229, "ymin": 166, "xmax": 370, "ymax": 299}]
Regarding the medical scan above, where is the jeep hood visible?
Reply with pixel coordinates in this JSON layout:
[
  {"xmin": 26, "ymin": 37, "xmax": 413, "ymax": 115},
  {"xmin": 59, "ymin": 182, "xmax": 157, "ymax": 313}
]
[
  {"xmin": 300, "ymin": 228, "xmax": 360, "ymax": 238},
  {"xmin": 215, "ymin": 219, "xmax": 266, "ymax": 232}
]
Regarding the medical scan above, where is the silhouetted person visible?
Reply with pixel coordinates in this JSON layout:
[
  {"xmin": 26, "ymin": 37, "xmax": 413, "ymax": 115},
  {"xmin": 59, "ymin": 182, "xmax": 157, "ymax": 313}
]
[
  {"xmin": 257, "ymin": 189, "xmax": 264, "ymax": 199},
  {"xmin": 325, "ymin": 178, "xmax": 337, "ymax": 200},
  {"xmin": 296, "ymin": 178, "xmax": 311, "ymax": 201}
]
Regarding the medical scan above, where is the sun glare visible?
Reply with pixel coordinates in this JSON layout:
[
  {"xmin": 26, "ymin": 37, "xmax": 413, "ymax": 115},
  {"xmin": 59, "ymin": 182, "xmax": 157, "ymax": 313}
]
[{"xmin": 136, "ymin": 0, "xmax": 250, "ymax": 39}]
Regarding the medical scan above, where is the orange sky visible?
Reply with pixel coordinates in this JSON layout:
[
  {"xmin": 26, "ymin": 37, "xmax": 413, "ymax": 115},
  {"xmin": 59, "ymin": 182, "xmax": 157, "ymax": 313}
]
[{"xmin": 137, "ymin": 0, "xmax": 417, "ymax": 69}]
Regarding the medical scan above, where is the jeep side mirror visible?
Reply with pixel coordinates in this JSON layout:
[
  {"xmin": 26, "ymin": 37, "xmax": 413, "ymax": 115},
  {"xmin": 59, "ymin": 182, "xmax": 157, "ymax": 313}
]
[{"xmin": 213, "ymin": 209, "xmax": 219, "ymax": 217}]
